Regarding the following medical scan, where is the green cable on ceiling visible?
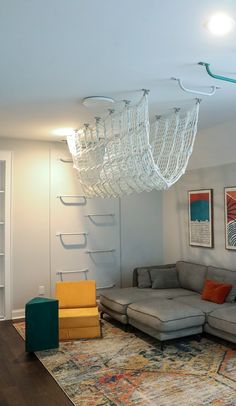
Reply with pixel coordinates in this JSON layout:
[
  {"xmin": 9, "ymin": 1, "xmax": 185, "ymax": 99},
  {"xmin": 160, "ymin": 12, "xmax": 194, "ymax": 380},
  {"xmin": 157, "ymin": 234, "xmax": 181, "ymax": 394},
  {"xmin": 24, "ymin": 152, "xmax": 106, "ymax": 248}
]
[{"xmin": 198, "ymin": 62, "xmax": 236, "ymax": 84}]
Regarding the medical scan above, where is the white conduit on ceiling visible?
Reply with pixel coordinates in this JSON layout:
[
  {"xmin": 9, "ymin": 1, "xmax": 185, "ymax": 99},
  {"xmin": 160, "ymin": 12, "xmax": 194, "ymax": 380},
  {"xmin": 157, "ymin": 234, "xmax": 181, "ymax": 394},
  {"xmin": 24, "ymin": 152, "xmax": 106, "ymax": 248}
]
[{"xmin": 67, "ymin": 93, "xmax": 200, "ymax": 198}]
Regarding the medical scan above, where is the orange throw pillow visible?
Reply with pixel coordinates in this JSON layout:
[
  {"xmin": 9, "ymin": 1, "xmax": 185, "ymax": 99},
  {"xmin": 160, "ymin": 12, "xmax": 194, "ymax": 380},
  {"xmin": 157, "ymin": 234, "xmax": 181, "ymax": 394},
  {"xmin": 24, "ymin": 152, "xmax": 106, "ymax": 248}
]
[{"xmin": 201, "ymin": 279, "xmax": 232, "ymax": 304}]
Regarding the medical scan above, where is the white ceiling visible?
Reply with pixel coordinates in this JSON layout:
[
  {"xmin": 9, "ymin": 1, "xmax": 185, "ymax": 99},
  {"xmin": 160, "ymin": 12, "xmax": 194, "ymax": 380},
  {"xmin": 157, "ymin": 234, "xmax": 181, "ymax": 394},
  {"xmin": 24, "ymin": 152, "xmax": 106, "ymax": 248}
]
[{"xmin": 0, "ymin": 0, "xmax": 236, "ymax": 141}]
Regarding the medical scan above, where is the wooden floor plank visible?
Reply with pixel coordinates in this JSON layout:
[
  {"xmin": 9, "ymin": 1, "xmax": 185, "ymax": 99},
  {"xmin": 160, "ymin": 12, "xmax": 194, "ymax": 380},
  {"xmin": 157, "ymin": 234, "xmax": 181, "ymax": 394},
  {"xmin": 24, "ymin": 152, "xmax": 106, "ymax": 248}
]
[{"xmin": 0, "ymin": 321, "xmax": 73, "ymax": 406}]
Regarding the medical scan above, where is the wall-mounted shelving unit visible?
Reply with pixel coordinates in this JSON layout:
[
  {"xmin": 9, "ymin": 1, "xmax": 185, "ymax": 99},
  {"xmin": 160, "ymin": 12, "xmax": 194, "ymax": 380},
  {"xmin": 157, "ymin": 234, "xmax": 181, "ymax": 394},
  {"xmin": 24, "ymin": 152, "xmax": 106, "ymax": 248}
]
[
  {"xmin": 0, "ymin": 152, "xmax": 11, "ymax": 320},
  {"xmin": 51, "ymin": 144, "xmax": 120, "ymax": 293}
]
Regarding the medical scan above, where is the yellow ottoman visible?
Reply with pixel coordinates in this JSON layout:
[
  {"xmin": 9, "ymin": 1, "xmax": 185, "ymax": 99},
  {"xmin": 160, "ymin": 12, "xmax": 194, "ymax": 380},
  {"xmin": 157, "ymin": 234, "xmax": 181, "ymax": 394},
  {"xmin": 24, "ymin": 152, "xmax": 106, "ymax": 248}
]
[
  {"xmin": 56, "ymin": 280, "xmax": 101, "ymax": 340},
  {"xmin": 59, "ymin": 307, "xmax": 100, "ymax": 340}
]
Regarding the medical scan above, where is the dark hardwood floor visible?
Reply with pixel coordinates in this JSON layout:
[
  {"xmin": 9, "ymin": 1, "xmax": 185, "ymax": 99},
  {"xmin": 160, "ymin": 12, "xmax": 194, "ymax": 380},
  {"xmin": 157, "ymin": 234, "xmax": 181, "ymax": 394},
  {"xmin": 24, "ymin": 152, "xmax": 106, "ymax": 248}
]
[{"xmin": 0, "ymin": 320, "xmax": 72, "ymax": 406}]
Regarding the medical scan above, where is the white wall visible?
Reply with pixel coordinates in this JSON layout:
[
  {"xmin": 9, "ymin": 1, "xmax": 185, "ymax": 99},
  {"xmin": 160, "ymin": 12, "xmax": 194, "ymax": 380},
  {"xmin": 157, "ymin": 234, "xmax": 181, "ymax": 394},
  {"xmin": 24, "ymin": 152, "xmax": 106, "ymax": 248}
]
[
  {"xmin": 163, "ymin": 162, "xmax": 236, "ymax": 270},
  {"xmin": 0, "ymin": 138, "xmax": 164, "ymax": 316},
  {"xmin": 0, "ymin": 139, "xmax": 51, "ymax": 316},
  {"xmin": 3, "ymin": 114, "xmax": 235, "ymax": 315}
]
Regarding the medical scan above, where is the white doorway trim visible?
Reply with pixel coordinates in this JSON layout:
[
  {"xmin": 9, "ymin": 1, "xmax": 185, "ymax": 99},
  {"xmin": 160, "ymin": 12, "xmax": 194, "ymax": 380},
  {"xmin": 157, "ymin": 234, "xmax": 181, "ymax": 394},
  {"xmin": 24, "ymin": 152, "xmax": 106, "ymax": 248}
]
[{"xmin": 0, "ymin": 151, "xmax": 12, "ymax": 320}]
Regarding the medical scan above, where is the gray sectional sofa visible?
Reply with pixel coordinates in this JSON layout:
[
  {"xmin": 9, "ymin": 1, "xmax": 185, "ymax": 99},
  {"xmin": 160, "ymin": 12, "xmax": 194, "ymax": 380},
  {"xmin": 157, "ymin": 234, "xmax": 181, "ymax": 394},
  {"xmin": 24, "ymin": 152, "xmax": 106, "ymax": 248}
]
[{"xmin": 99, "ymin": 261, "xmax": 236, "ymax": 343}]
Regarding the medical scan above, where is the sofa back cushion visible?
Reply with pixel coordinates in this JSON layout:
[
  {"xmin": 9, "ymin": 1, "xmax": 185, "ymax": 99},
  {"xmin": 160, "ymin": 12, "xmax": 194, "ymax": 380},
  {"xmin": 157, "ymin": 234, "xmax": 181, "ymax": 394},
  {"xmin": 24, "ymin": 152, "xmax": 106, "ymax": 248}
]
[
  {"xmin": 151, "ymin": 268, "xmax": 180, "ymax": 289},
  {"xmin": 137, "ymin": 268, "xmax": 152, "ymax": 288},
  {"xmin": 176, "ymin": 261, "xmax": 207, "ymax": 293},
  {"xmin": 133, "ymin": 264, "xmax": 176, "ymax": 287},
  {"xmin": 207, "ymin": 266, "xmax": 236, "ymax": 302}
]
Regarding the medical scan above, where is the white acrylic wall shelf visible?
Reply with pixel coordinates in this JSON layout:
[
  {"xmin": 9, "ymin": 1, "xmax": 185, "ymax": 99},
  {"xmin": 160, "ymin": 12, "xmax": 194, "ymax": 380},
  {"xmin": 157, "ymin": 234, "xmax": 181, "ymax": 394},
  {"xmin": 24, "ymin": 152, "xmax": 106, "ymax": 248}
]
[
  {"xmin": 56, "ymin": 269, "xmax": 89, "ymax": 281},
  {"xmin": 57, "ymin": 195, "xmax": 87, "ymax": 205},
  {"xmin": 96, "ymin": 284, "xmax": 115, "ymax": 290},
  {"xmin": 0, "ymin": 253, "xmax": 5, "ymax": 256},
  {"xmin": 86, "ymin": 249, "xmax": 115, "ymax": 254},
  {"xmin": 0, "ymin": 285, "xmax": 4, "ymax": 288},
  {"xmin": 59, "ymin": 158, "xmax": 73, "ymax": 163},
  {"xmin": 84, "ymin": 214, "xmax": 114, "ymax": 217},
  {"xmin": 57, "ymin": 195, "xmax": 86, "ymax": 199},
  {"xmin": 56, "ymin": 232, "xmax": 88, "ymax": 237}
]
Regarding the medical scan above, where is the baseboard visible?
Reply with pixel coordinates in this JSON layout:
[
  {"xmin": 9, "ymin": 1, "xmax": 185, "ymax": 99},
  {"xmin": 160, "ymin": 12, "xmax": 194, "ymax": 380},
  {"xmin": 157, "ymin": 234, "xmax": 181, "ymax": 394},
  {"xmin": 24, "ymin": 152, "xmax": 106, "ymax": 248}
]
[{"xmin": 12, "ymin": 308, "xmax": 25, "ymax": 320}]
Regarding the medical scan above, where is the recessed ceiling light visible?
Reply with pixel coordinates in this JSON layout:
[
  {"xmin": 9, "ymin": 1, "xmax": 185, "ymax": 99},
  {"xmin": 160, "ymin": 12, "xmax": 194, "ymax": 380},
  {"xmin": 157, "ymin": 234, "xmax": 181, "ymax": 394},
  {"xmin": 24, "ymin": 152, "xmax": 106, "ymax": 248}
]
[
  {"xmin": 206, "ymin": 13, "xmax": 235, "ymax": 36},
  {"xmin": 52, "ymin": 128, "xmax": 75, "ymax": 137}
]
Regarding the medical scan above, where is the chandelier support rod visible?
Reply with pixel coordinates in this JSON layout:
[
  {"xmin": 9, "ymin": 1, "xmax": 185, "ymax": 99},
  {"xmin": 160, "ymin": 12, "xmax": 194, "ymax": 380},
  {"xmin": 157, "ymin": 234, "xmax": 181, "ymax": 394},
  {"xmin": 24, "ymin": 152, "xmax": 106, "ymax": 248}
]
[{"xmin": 171, "ymin": 77, "xmax": 219, "ymax": 96}]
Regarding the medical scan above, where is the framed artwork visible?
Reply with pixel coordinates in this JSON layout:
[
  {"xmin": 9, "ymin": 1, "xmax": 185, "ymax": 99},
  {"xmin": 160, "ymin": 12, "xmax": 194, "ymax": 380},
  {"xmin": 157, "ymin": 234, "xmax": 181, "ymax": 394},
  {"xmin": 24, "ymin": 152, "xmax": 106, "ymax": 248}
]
[
  {"xmin": 188, "ymin": 189, "xmax": 213, "ymax": 248},
  {"xmin": 224, "ymin": 187, "xmax": 236, "ymax": 250}
]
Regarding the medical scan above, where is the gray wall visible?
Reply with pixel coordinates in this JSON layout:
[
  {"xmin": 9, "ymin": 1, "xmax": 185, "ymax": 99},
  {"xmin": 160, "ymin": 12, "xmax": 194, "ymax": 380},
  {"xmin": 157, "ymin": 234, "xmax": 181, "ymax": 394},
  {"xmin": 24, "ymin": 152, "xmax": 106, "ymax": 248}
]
[
  {"xmin": 120, "ymin": 191, "xmax": 164, "ymax": 287},
  {"xmin": 188, "ymin": 117, "xmax": 236, "ymax": 171},
  {"xmin": 163, "ymin": 162, "xmax": 236, "ymax": 270}
]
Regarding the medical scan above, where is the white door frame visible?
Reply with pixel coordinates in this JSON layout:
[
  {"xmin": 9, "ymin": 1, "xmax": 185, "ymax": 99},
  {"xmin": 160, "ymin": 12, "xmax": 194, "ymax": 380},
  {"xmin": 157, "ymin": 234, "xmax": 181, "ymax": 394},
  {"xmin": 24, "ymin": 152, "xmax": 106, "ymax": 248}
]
[{"xmin": 0, "ymin": 151, "xmax": 12, "ymax": 320}]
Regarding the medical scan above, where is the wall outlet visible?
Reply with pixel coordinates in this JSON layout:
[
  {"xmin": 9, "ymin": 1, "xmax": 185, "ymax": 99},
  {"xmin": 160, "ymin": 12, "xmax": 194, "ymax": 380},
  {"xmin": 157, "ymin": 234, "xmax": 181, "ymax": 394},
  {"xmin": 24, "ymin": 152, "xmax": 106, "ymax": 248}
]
[{"xmin": 38, "ymin": 285, "xmax": 45, "ymax": 296}]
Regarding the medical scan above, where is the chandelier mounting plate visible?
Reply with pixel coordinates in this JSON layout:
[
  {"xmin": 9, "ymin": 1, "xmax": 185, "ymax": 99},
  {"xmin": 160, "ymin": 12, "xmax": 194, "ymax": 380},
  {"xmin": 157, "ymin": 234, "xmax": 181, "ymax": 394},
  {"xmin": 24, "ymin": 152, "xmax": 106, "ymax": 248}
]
[{"xmin": 82, "ymin": 96, "xmax": 114, "ymax": 109}]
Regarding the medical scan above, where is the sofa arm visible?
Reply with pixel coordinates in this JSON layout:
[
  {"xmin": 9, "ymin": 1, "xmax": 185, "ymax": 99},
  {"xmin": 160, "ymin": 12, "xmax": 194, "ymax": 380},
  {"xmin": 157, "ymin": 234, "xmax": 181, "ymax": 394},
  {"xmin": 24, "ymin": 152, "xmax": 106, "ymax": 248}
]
[{"xmin": 133, "ymin": 264, "xmax": 176, "ymax": 287}]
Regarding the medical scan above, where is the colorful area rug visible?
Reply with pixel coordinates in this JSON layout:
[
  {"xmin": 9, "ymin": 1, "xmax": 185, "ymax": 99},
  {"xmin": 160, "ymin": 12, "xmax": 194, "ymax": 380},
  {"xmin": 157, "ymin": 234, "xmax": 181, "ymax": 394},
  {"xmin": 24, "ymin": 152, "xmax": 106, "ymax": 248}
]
[{"xmin": 14, "ymin": 319, "xmax": 236, "ymax": 406}]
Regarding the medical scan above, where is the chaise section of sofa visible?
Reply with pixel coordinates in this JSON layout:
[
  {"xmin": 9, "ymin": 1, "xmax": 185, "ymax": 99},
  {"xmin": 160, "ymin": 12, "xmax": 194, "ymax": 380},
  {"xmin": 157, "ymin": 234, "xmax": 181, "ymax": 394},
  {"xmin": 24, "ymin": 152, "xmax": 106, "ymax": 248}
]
[
  {"xmin": 99, "ymin": 286, "xmax": 198, "ymax": 324},
  {"xmin": 99, "ymin": 261, "xmax": 236, "ymax": 344},
  {"xmin": 127, "ymin": 297, "xmax": 205, "ymax": 341},
  {"xmin": 100, "ymin": 264, "xmax": 199, "ymax": 324}
]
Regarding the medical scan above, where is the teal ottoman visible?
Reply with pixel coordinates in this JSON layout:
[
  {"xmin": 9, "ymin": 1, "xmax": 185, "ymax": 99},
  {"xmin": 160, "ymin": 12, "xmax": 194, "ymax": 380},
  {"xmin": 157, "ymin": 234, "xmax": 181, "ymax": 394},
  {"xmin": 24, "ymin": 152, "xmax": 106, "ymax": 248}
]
[{"xmin": 25, "ymin": 297, "xmax": 59, "ymax": 352}]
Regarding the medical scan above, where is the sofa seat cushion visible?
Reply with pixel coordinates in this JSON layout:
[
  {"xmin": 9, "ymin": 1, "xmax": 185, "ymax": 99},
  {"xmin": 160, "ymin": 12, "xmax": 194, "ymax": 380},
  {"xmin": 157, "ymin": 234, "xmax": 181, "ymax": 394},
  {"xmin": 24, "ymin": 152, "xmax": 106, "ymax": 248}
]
[
  {"xmin": 100, "ymin": 288, "xmax": 151, "ymax": 314},
  {"xmin": 173, "ymin": 295, "xmax": 234, "ymax": 314},
  {"xmin": 176, "ymin": 261, "xmax": 207, "ymax": 293},
  {"xmin": 100, "ymin": 288, "xmax": 198, "ymax": 315},
  {"xmin": 207, "ymin": 305, "xmax": 236, "ymax": 335},
  {"xmin": 127, "ymin": 298, "xmax": 205, "ymax": 332},
  {"xmin": 99, "ymin": 303, "xmax": 128, "ymax": 324},
  {"xmin": 146, "ymin": 288, "xmax": 198, "ymax": 300},
  {"xmin": 204, "ymin": 323, "xmax": 236, "ymax": 344},
  {"xmin": 59, "ymin": 307, "xmax": 99, "ymax": 329}
]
